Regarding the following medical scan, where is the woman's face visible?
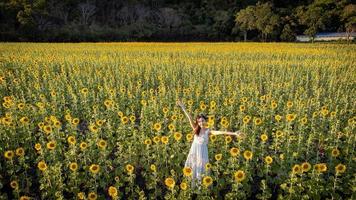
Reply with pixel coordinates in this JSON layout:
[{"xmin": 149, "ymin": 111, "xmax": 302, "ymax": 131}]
[{"xmin": 197, "ymin": 117, "xmax": 206, "ymax": 128}]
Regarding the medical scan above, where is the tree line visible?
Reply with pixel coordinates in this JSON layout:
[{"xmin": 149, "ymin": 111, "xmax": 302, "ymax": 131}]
[{"xmin": 0, "ymin": 0, "xmax": 355, "ymax": 42}]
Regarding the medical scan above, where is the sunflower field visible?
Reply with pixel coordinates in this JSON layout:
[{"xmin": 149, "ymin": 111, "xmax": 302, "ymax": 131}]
[{"xmin": 0, "ymin": 42, "xmax": 355, "ymax": 200}]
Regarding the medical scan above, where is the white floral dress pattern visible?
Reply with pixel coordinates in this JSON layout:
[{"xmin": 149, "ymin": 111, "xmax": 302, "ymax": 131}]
[{"xmin": 184, "ymin": 128, "xmax": 210, "ymax": 188}]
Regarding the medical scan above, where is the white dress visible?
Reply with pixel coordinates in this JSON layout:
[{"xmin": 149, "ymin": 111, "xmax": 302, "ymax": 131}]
[{"xmin": 184, "ymin": 128, "xmax": 210, "ymax": 188}]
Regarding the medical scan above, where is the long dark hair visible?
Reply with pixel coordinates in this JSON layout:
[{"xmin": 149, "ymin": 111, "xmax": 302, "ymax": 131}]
[{"xmin": 193, "ymin": 113, "xmax": 208, "ymax": 136}]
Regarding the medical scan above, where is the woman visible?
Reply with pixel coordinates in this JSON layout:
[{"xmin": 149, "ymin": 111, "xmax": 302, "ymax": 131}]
[{"xmin": 177, "ymin": 99, "xmax": 245, "ymax": 189}]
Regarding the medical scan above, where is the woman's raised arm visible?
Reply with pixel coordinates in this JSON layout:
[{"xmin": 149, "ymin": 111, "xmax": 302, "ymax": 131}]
[
  {"xmin": 177, "ymin": 99, "xmax": 195, "ymax": 130},
  {"xmin": 210, "ymin": 130, "xmax": 245, "ymax": 138}
]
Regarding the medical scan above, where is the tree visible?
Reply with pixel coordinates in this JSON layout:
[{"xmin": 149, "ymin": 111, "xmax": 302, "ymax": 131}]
[
  {"xmin": 295, "ymin": 0, "xmax": 340, "ymax": 42},
  {"xmin": 235, "ymin": 6, "xmax": 256, "ymax": 41},
  {"xmin": 341, "ymin": 4, "xmax": 356, "ymax": 41},
  {"xmin": 77, "ymin": 0, "xmax": 96, "ymax": 26},
  {"xmin": 280, "ymin": 24, "xmax": 296, "ymax": 41},
  {"xmin": 254, "ymin": 2, "xmax": 280, "ymax": 41}
]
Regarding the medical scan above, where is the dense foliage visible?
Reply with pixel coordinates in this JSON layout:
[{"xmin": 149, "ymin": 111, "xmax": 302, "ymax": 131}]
[{"xmin": 0, "ymin": 0, "xmax": 355, "ymax": 41}]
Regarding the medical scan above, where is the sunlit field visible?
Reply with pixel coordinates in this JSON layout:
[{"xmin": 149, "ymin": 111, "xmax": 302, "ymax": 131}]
[{"xmin": 0, "ymin": 42, "xmax": 355, "ymax": 200}]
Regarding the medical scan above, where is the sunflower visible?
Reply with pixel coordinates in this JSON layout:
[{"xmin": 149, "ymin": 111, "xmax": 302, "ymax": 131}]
[
  {"xmin": 300, "ymin": 117, "xmax": 308, "ymax": 125},
  {"xmin": 46, "ymin": 141, "xmax": 56, "ymax": 150},
  {"xmin": 80, "ymin": 142, "xmax": 88, "ymax": 150},
  {"xmin": 239, "ymin": 105, "xmax": 246, "ymax": 112},
  {"xmin": 10, "ymin": 180, "xmax": 18, "ymax": 189},
  {"xmin": 271, "ymin": 102, "xmax": 277, "ymax": 109},
  {"xmin": 230, "ymin": 147, "xmax": 239, "ymax": 157},
  {"xmin": 69, "ymin": 117, "xmax": 79, "ymax": 125},
  {"xmin": 104, "ymin": 99, "xmax": 113, "ymax": 108},
  {"xmin": 17, "ymin": 103, "xmax": 25, "ymax": 110},
  {"xmin": 77, "ymin": 192, "xmax": 85, "ymax": 200},
  {"xmin": 126, "ymin": 164, "xmax": 134, "ymax": 174},
  {"xmin": 153, "ymin": 136, "xmax": 161, "ymax": 144},
  {"xmin": 330, "ymin": 111, "xmax": 336, "ymax": 118},
  {"xmin": 254, "ymin": 117, "xmax": 262, "ymax": 126},
  {"xmin": 312, "ymin": 111, "xmax": 319, "ymax": 118},
  {"xmin": 202, "ymin": 176, "xmax": 213, "ymax": 187},
  {"xmin": 171, "ymin": 115, "xmax": 177, "ymax": 121},
  {"xmin": 335, "ymin": 163, "xmax": 346, "ymax": 174},
  {"xmin": 161, "ymin": 136, "xmax": 169, "ymax": 144},
  {"xmin": 67, "ymin": 136, "xmax": 76, "ymax": 145},
  {"xmin": 20, "ymin": 117, "xmax": 29, "ymax": 124},
  {"xmin": 144, "ymin": 138, "xmax": 152, "ymax": 145},
  {"xmin": 65, "ymin": 114, "xmax": 72, "ymax": 121},
  {"xmin": 2, "ymin": 102, "xmax": 11, "ymax": 109},
  {"xmin": 38, "ymin": 160, "xmax": 47, "ymax": 171},
  {"xmin": 234, "ymin": 170, "xmax": 245, "ymax": 182},
  {"xmin": 129, "ymin": 115, "xmax": 136, "ymax": 123},
  {"xmin": 15, "ymin": 147, "xmax": 25, "ymax": 157},
  {"xmin": 53, "ymin": 120, "xmax": 61, "ymax": 128},
  {"xmin": 207, "ymin": 100, "xmax": 215, "ymax": 107},
  {"xmin": 243, "ymin": 150, "xmax": 253, "ymax": 160},
  {"xmin": 209, "ymin": 134, "xmax": 217, "ymax": 142},
  {"xmin": 321, "ymin": 109, "xmax": 329, "ymax": 117},
  {"xmin": 97, "ymin": 139, "xmax": 107, "ymax": 149},
  {"xmin": 183, "ymin": 167, "xmax": 192, "ymax": 177},
  {"xmin": 150, "ymin": 164, "xmax": 156, "ymax": 172},
  {"xmin": 162, "ymin": 107, "xmax": 169, "ymax": 114},
  {"xmin": 167, "ymin": 124, "xmax": 175, "ymax": 131},
  {"xmin": 286, "ymin": 101, "xmax": 293, "ymax": 108},
  {"xmin": 264, "ymin": 156, "xmax": 273, "ymax": 165},
  {"xmin": 173, "ymin": 132, "xmax": 182, "ymax": 141},
  {"xmin": 224, "ymin": 135, "xmax": 232, "ymax": 144},
  {"xmin": 89, "ymin": 164, "xmax": 100, "ymax": 174},
  {"xmin": 205, "ymin": 163, "xmax": 212, "ymax": 170},
  {"xmin": 286, "ymin": 114, "xmax": 296, "ymax": 122},
  {"xmin": 69, "ymin": 162, "xmax": 78, "ymax": 171},
  {"xmin": 314, "ymin": 163, "xmax": 327, "ymax": 173},
  {"xmin": 164, "ymin": 177, "xmax": 175, "ymax": 189},
  {"xmin": 2, "ymin": 117, "xmax": 12, "ymax": 125},
  {"xmin": 220, "ymin": 119, "xmax": 229, "ymax": 128},
  {"xmin": 331, "ymin": 148, "xmax": 340, "ymax": 157},
  {"xmin": 109, "ymin": 89, "xmax": 115, "ymax": 95},
  {"xmin": 200, "ymin": 104, "xmax": 207, "ymax": 110},
  {"xmin": 260, "ymin": 134, "xmax": 268, "ymax": 142},
  {"xmin": 140, "ymin": 99, "xmax": 147, "ymax": 106},
  {"xmin": 153, "ymin": 123, "xmax": 161, "ymax": 131},
  {"xmin": 89, "ymin": 124, "xmax": 99, "ymax": 133},
  {"xmin": 121, "ymin": 116, "xmax": 129, "ymax": 124},
  {"xmin": 108, "ymin": 186, "xmax": 118, "ymax": 197},
  {"xmin": 274, "ymin": 115, "xmax": 282, "ymax": 122},
  {"xmin": 275, "ymin": 130, "xmax": 284, "ymax": 138},
  {"xmin": 43, "ymin": 125, "xmax": 52, "ymax": 134},
  {"xmin": 50, "ymin": 90, "xmax": 56, "ymax": 97},
  {"xmin": 114, "ymin": 176, "xmax": 120, "ymax": 182},
  {"xmin": 34, "ymin": 143, "xmax": 41, "ymax": 151},
  {"xmin": 180, "ymin": 182, "xmax": 188, "ymax": 190},
  {"xmin": 210, "ymin": 105, "xmax": 216, "ymax": 111},
  {"xmin": 80, "ymin": 88, "xmax": 88, "ymax": 95},
  {"xmin": 19, "ymin": 196, "xmax": 30, "ymax": 200},
  {"xmin": 292, "ymin": 164, "xmax": 301, "ymax": 174},
  {"xmin": 243, "ymin": 116, "xmax": 251, "ymax": 124},
  {"xmin": 301, "ymin": 162, "xmax": 311, "ymax": 172},
  {"xmin": 96, "ymin": 119, "xmax": 104, "ymax": 126},
  {"xmin": 186, "ymin": 133, "xmax": 193, "ymax": 142},
  {"xmin": 88, "ymin": 192, "xmax": 97, "ymax": 200},
  {"xmin": 215, "ymin": 154, "xmax": 222, "ymax": 161}
]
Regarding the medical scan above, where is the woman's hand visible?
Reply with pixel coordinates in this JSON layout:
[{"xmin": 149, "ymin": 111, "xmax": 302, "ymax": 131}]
[
  {"xmin": 176, "ymin": 99, "xmax": 185, "ymax": 109},
  {"xmin": 234, "ymin": 131, "xmax": 246, "ymax": 139}
]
